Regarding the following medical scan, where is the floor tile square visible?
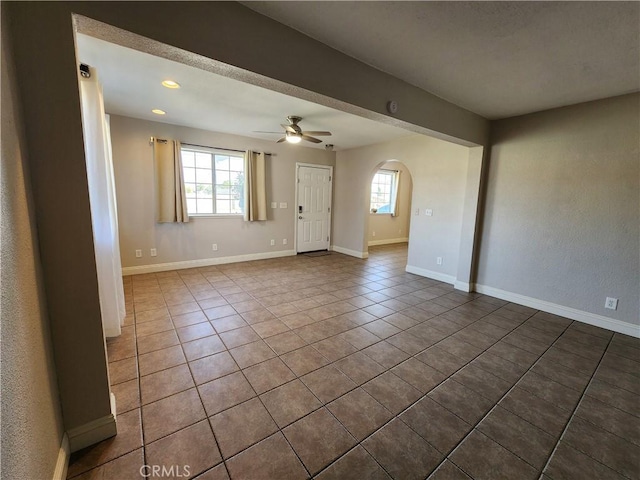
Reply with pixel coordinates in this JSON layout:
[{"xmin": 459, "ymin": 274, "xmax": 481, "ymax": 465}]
[
  {"xmin": 139, "ymin": 363, "xmax": 194, "ymax": 405},
  {"xmin": 210, "ymin": 397, "xmax": 278, "ymax": 458},
  {"xmin": 327, "ymin": 388, "xmax": 392, "ymax": 440},
  {"xmin": 142, "ymin": 388, "xmax": 206, "ymax": 443},
  {"xmin": 198, "ymin": 372, "xmax": 255, "ymax": 416},
  {"xmin": 189, "ymin": 351, "xmax": 239, "ymax": 385},
  {"xmin": 284, "ymin": 408, "xmax": 356, "ymax": 475},
  {"xmin": 301, "ymin": 365, "xmax": 357, "ymax": 403},
  {"xmin": 400, "ymin": 396, "xmax": 471, "ymax": 455},
  {"xmin": 182, "ymin": 335, "xmax": 226, "ymax": 362},
  {"xmin": 225, "ymin": 432, "xmax": 308, "ymax": 480},
  {"xmin": 450, "ymin": 430, "xmax": 538, "ymax": 480},
  {"xmin": 392, "ymin": 357, "xmax": 446, "ymax": 393},
  {"xmin": 229, "ymin": 340, "xmax": 276, "ymax": 368},
  {"xmin": 243, "ymin": 357, "xmax": 296, "ymax": 394},
  {"xmin": 281, "ymin": 345, "xmax": 330, "ymax": 376},
  {"xmin": 145, "ymin": 420, "xmax": 221, "ymax": 478},
  {"xmin": 138, "ymin": 345, "xmax": 186, "ymax": 377},
  {"xmin": 260, "ymin": 379, "xmax": 322, "ymax": 428},
  {"xmin": 363, "ymin": 418, "xmax": 442, "ymax": 480},
  {"xmin": 362, "ymin": 371, "xmax": 422, "ymax": 414},
  {"xmin": 315, "ymin": 445, "xmax": 390, "ymax": 480}
]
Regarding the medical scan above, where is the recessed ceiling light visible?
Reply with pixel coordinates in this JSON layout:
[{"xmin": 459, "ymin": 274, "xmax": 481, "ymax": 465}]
[
  {"xmin": 152, "ymin": 109, "xmax": 166, "ymax": 115},
  {"xmin": 161, "ymin": 80, "xmax": 181, "ymax": 89}
]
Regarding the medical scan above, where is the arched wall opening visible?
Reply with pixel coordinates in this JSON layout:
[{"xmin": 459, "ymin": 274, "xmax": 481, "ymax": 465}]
[{"xmin": 364, "ymin": 160, "xmax": 413, "ymax": 252}]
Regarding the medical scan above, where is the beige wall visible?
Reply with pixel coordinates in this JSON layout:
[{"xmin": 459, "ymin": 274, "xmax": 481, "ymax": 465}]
[
  {"xmin": 110, "ymin": 115, "xmax": 335, "ymax": 270},
  {"xmin": 1, "ymin": 20, "xmax": 65, "ymax": 479},
  {"xmin": 368, "ymin": 161, "xmax": 412, "ymax": 244},
  {"xmin": 478, "ymin": 94, "xmax": 640, "ymax": 328},
  {"xmin": 333, "ymin": 135, "xmax": 470, "ymax": 281}
]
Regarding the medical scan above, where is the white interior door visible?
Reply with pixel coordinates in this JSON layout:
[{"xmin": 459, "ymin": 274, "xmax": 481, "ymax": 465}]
[{"xmin": 296, "ymin": 165, "xmax": 332, "ymax": 253}]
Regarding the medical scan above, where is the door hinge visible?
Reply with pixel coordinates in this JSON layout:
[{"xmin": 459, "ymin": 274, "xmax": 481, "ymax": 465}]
[
  {"xmin": 328, "ymin": 207, "xmax": 331, "ymax": 213},
  {"xmin": 327, "ymin": 236, "xmax": 329, "ymax": 241},
  {"xmin": 329, "ymin": 175, "xmax": 332, "ymax": 181}
]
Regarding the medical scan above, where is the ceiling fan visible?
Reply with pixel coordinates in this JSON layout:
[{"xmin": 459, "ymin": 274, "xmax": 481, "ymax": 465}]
[{"xmin": 255, "ymin": 116, "xmax": 332, "ymax": 144}]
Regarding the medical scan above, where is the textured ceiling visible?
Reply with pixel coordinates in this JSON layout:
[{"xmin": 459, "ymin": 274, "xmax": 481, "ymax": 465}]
[
  {"xmin": 244, "ymin": 1, "xmax": 640, "ymax": 119},
  {"xmin": 76, "ymin": 34, "xmax": 412, "ymax": 151}
]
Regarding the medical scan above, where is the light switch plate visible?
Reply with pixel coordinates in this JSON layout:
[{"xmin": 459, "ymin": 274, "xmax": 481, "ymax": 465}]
[
  {"xmin": 279, "ymin": 202, "xmax": 288, "ymax": 209},
  {"xmin": 271, "ymin": 202, "xmax": 277, "ymax": 209},
  {"xmin": 425, "ymin": 209, "xmax": 433, "ymax": 216}
]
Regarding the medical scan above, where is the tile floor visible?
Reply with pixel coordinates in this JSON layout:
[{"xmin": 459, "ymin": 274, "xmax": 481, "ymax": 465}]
[{"xmin": 67, "ymin": 244, "xmax": 640, "ymax": 479}]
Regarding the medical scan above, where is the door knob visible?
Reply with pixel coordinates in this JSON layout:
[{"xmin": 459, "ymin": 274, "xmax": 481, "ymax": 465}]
[{"xmin": 298, "ymin": 216, "xmax": 303, "ymax": 220}]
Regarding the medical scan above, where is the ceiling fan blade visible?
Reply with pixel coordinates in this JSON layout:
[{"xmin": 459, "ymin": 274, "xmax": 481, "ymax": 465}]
[
  {"xmin": 253, "ymin": 131, "xmax": 283, "ymax": 134},
  {"xmin": 276, "ymin": 137, "xmax": 287, "ymax": 143},
  {"xmin": 302, "ymin": 131, "xmax": 332, "ymax": 136},
  {"xmin": 301, "ymin": 135, "xmax": 322, "ymax": 144},
  {"xmin": 281, "ymin": 124, "xmax": 297, "ymax": 133}
]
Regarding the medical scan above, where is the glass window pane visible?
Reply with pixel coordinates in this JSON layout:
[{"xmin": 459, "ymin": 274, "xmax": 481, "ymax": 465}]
[
  {"xmin": 182, "ymin": 151, "xmax": 195, "ymax": 167},
  {"xmin": 185, "ymin": 183, "xmax": 196, "ymax": 198},
  {"xmin": 186, "ymin": 198, "xmax": 197, "ymax": 213},
  {"xmin": 196, "ymin": 168, "xmax": 212, "ymax": 184},
  {"xmin": 229, "ymin": 156, "xmax": 244, "ymax": 171},
  {"xmin": 197, "ymin": 184, "xmax": 213, "ymax": 198},
  {"xmin": 230, "ymin": 171, "xmax": 243, "ymax": 185},
  {"xmin": 215, "ymin": 156, "xmax": 230, "ymax": 170},
  {"xmin": 216, "ymin": 184, "xmax": 231, "ymax": 196},
  {"xmin": 183, "ymin": 167, "xmax": 196, "ymax": 183},
  {"xmin": 216, "ymin": 171, "xmax": 231, "ymax": 185},
  {"xmin": 216, "ymin": 201, "xmax": 231, "ymax": 214},
  {"xmin": 197, "ymin": 198, "xmax": 213, "ymax": 214},
  {"xmin": 196, "ymin": 153, "xmax": 211, "ymax": 169}
]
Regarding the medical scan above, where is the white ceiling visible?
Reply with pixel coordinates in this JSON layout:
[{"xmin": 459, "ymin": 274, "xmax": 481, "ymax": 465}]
[
  {"xmin": 244, "ymin": 1, "xmax": 640, "ymax": 119},
  {"xmin": 76, "ymin": 34, "xmax": 412, "ymax": 151}
]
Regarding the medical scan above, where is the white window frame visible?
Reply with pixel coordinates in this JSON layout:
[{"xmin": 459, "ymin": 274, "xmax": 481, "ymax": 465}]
[
  {"xmin": 181, "ymin": 146, "xmax": 245, "ymax": 217},
  {"xmin": 370, "ymin": 169, "xmax": 396, "ymax": 214}
]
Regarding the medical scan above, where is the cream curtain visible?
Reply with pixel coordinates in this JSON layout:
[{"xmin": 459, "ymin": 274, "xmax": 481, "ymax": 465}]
[
  {"xmin": 244, "ymin": 150, "xmax": 268, "ymax": 221},
  {"xmin": 391, "ymin": 170, "xmax": 401, "ymax": 217},
  {"xmin": 154, "ymin": 139, "xmax": 189, "ymax": 223},
  {"xmin": 79, "ymin": 66, "xmax": 126, "ymax": 338}
]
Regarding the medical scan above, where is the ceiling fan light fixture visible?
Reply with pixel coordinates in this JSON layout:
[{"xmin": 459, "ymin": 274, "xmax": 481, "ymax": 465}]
[{"xmin": 285, "ymin": 132, "xmax": 302, "ymax": 144}]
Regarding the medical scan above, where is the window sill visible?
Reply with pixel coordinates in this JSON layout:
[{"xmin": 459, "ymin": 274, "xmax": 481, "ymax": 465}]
[
  {"xmin": 189, "ymin": 214, "xmax": 244, "ymax": 219},
  {"xmin": 370, "ymin": 212, "xmax": 393, "ymax": 216}
]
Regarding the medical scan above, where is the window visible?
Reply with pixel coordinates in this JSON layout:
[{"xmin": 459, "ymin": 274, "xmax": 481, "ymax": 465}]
[
  {"xmin": 181, "ymin": 147, "xmax": 244, "ymax": 215},
  {"xmin": 370, "ymin": 170, "xmax": 395, "ymax": 213}
]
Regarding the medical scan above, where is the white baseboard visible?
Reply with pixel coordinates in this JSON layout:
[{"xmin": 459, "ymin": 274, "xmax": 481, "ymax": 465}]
[
  {"xmin": 367, "ymin": 237, "xmax": 409, "ymax": 247},
  {"xmin": 454, "ymin": 281, "xmax": 474, "ymax": 293},
  {"xmin": 52, "ymin": 433, "xmax": 69, "ymax": 480},
  {"xmin": 67, "ymin": 410, "xmax": 117, "ymax": 453},
  {"xmin": 122, "ymin": 250, "xmax": 296, "ymax": 276},
  {"xmin": 331, "ymin": 245, "xmax": 369, "ymax": 259},
  {"xmin": 405, "ymin": 265, "xmax": 456, "ymax": 285},
  {"xmin": 475, "ymin": 284, "xmax": 640, "ymax": 338}
]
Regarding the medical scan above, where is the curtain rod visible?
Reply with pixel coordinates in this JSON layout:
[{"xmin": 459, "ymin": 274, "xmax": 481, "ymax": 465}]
[{"xmin": 150, "ymin": 137, "xmax": 275, "ymax": 156}]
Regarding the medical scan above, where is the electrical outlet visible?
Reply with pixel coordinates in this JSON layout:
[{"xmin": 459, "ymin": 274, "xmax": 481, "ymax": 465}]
[
  {"xmin": 270, "ymin": 239, "xmax": 275, "ymax": 246},
  {"xmin": 150, "ymin": 248, "xmax": 157, "ymax": 257},
  {"xmin": 271, "ymin": 202, "xmax": 277, "ymax": 209},
  {"xmin": 415, "ymin": 208, "xmax": 420, "ymax": 216},
  {"xmin": 605, "ymin": 297, "xmax": 618, "ymax": 310},
  {"xmin": 135, "ymin": 249, "xmax": 142, "ymax": 258},
  {"xmin": 279, "ymin": 202, "xmax": 288, "ymax": 209},
  {"xmin": 283, "ymin": 239, "xmax": 288, "ymax": 245},
  {"xmin": 425, "ymin": 209, "xmax": 433, "ymax": 216},
  {"xmin": 436, "ymin": 257, "xmax": 443, "ymax": 265},
  {"xmin": 372, "ymin": 231, "xmax": 376, "ymax": 237},
  {"xmin": 212, "ymin": 244, "xmax": 218, "ymax": 251}
]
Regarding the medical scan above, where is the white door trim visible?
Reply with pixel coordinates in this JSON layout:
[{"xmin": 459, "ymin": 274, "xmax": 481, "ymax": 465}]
[{"xmin": 294, "ymin": 163, "xmax": 333, "ymax": 253}]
